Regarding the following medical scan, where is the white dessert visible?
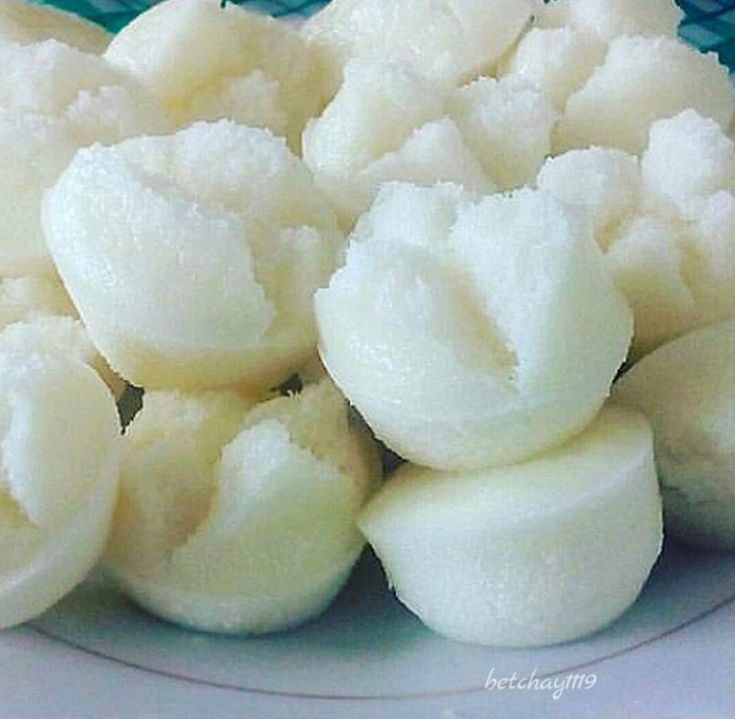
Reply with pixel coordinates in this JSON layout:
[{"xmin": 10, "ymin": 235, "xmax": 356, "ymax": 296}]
[
  {"xmin": 0, "ymin": 39, "xmax": 167, "ymax": 275},
  {"xmin": 316, "ymin": 183, "xmax": 632, "ymax": 470},
  {"xmin": 107, "ymin": 380, "xmax": 381, "ymax": 634},
  {"xmin": 105, "ymin": 0, "xmax": 328, "ymax": 150},
  {"xmin": 605, "ymin": 215, "xmax": 698, "ymax": 357},
  {"xmin": 0, "ymin": 0, "xmax": 110, "ymax": 53},
  {"xmin": 501, "ymin": 27, "xmax": 606, "ymax": 109},
  {"xmin": 614, "ymin": 320, "xmax": 735, "ymax": 550},
  {"xmin": 0, "ymin": 275, "xmax": 123, "ymax": 395},
  {"xmin": 43, "ymin": 120, "xmax": 343, "ymax": 392},
  {"xmin": 562, "ymin": 0, "xmax": 682, "ymax": 41},
  {"xmin": 302, "ymin": 58, "xmax": 493, "ymax": 225},
  {"xmin": 556, "ymin": 35, "xmax": 734, "ymax": 154},
  {"xmin": 359, "ymin": 406, "xmax": 662, "ymax": 647},
  {"xmin": 447, "ymin": 76, "xmax": 558, "ymax": 191},
  {"xmin": 641, "ymin": 109, "xmax": 735, "ymax": 221},
  {"xmin": 303, "ymin": 0, "xmax": 533, "ymax": 89},
  {"xmin": 537, "ymin": 147, "xmax": 640, "ymax": 249},
  {"xmin": 0, "ymin": 350, "xmax": 120, "ymax": 628}
]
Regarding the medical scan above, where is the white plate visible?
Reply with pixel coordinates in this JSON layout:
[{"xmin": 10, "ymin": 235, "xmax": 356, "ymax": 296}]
[{"xmin": 2, "ymin": 541, "xmax": 734, "ymax": 718}]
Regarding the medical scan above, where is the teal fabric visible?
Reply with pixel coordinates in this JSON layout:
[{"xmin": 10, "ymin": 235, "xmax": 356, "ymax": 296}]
[
  {"xmin": 34, "ymin": 0, "xmax": 735, "ymax": 69},
  {"xmin": 678, "ymin": 1, "xmax": 735, "ymax": 68}
]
